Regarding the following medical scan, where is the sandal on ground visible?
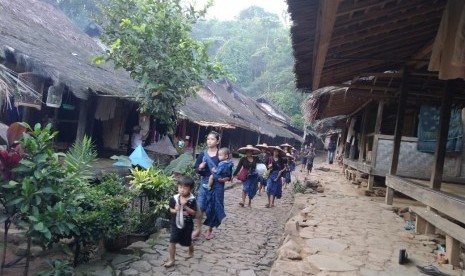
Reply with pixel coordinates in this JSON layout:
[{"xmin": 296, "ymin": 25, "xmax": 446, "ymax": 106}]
[
  {"xmin": 205, "ymin": 231, "xmax": 215, "ymax": 240},
  {"xmin": 416, "ymin": 265, "xmax": 450, "ymax": 276},
  {"xmin": 191, "ymin": 230, "xmax": 200, "ymax": 240},
  {"xmin": 238, "ymin": 202, "xmax": 244, "ymax": 207},
  {"xmin": 164, "ymin": 261, "xmax": 175, "ymax": 268},
  {"xmin": 265, "ymin": 204, "xmax": 270, "ymax": 208}
]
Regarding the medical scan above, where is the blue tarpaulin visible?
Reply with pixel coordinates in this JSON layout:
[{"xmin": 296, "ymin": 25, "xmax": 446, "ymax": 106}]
[{"xmin": 129, "ymin": 145, "xmax": 154, "ymax": 169}]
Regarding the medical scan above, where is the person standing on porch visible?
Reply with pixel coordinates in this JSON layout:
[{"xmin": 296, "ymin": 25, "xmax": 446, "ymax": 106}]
[
  {"xmin": 193, "ymin": 131, "xmax": 229, "ymax": 240},
  {"xmin": 233, "ymin": 145, "xmax": 261, "ymax": 207}
]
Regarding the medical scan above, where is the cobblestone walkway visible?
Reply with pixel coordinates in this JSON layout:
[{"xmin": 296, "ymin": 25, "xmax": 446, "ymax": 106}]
[
  {"xmin": 270, "ymin": 163, "xmax": 464, "ymax": 276},
  {"xmin": 76, "ymin": 181, "xmax": 295, "ymax": 276}
]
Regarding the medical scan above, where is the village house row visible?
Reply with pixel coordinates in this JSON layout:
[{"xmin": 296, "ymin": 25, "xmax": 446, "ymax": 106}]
[{"xmin": 0, "ymin": 0, "xmax": 302, "ymax": 160}]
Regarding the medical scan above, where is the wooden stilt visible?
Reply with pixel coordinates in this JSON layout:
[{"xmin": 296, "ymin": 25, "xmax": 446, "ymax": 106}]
[
  {"xmin": 430, "ymin": 80, "xmax": 454, "ymax": 190},
  {"xmin": 367, "ymin": 175, "xmax": 374, "ymax": 190},
  {"xmin": 446, "ymin": 235, "xmax": 460, "ymax": 266},
  {"xmin": 385, "ymin": 187, "xmax": 394, "ymax": 205},
  {"xmin": 390, "ymin": 69, "xmax": 409, "ymax": 175}
]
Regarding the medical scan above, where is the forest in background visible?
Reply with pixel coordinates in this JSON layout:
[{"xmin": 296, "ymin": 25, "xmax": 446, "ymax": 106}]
[{"xmin": 39, "ymin": 0, "xmax": 304, "ymax": 128}]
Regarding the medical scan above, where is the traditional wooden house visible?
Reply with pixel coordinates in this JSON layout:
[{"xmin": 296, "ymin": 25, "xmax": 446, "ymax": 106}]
[
  {"xmin": 288, "ymin": 0, "xmax": 465, "ymax": 266},
  {"xmin": 178, "ymin": 79, "xmax": 303, "ymax": 152},
  {"xmin": 0, "ymin": 0, "xmax": 140, "ymax": 154}
]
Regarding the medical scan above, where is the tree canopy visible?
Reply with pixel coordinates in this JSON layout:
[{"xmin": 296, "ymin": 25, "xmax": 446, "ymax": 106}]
[
  {"xmin": 192, "ymin": 6, "xmax": 304, "ymax": 128},
  {"xmin": 98, "ymin": 0, "xmax": 224, "ymax": 132}
]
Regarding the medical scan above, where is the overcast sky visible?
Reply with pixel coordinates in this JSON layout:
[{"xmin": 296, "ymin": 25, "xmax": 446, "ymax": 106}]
[{"xmin": 197, "ymin": 0, "xmax": 288, "ymax": 20}]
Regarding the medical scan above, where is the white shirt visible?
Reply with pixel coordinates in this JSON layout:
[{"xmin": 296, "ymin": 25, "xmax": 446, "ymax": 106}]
[{"xmin": 131, "ymin": 133, "xmax": 142, "ymax": 149}]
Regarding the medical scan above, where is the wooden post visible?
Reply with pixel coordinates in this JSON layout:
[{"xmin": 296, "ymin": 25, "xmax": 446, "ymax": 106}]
[
  {"xmin": 193, "ymin": 124, "xmax": 201, "ymax": 159},
  {"xmin": 76, "ymin": 99, "xmax": 88, "ymax": 142},
  {"xmin": 385, "ymin": 185, "xmax": 394, "ymax": 205},
  {"xmin": 430, "ymin": 80, "xmax": 454, "ymax": 190},
  {"xmin": 21, "ymin": 106, "xmax": 30, "ymax": 122},
  {"xmin": 415, "ymin": 216, "xmax": 427, "ymax": 234},
  {"xmin": 386, "ymin": 70, "xmax": 408, "ymax": 205},
  {"xmin": 368, "ymin": 101, "xmax": 384, "ymax": 191},
  {"xmin": 446, "ymin": 235, "xmax": 460, "ymax": 266},
  {"xmin": 358, "ymin": 106, "xmax": 369, "ymax": 162},
  {"xmin": 390, "ymin": 70, "xmax": 409, "ymax": 175}
]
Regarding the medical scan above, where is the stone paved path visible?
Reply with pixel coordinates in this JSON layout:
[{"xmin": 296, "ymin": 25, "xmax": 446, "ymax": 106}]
[
  {"xmin": 270, "ymin": 161, "xmax": 464, "ymax": 276},
  {"xmin": 76, "ymin": 159, "xmax": 465, "ymax": 276},
  {"xmin": 76, "ymin": 180, "xmax": 295, "ymax": 276}
]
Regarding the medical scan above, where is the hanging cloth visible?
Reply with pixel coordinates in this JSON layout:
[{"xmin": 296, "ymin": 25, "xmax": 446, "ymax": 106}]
[
  {"xmin": 417, "ymin": 105, "xmax": 463, "ymax": 153},
  {"xmin": 428, "ymin": 0, "xmax": 465, "ymax": 79}
]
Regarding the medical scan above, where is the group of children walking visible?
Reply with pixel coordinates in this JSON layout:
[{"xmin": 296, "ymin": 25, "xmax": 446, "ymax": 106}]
[{"xmin": 164, "ymin": 135, "xmax": 304, "ymax": 268}]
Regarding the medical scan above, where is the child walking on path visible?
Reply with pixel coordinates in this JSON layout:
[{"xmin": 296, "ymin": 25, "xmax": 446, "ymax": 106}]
[{"xmin": 165, "ymin": 176, "xmax": 197, "ymax": 268}]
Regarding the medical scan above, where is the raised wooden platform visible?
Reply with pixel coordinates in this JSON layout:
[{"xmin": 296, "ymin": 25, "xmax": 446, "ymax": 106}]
[
  {"xmin": 410, "ymin": 206, "xmax": 465, "ymax": 266},
  {"xmin": 386, "ymin": 174, "xmax": 465, "ymax": 224}
]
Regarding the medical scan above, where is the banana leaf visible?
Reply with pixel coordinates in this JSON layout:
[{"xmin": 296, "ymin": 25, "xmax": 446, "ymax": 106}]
[{"xmin": 164, "ymin": 153, "xmax": 194, "ymax": 175}]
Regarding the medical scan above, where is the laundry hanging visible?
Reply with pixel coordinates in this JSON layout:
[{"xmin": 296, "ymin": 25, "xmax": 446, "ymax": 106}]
[{"xmin": 417, "ymin": 105, "xmax": 463, "ymax": 153}]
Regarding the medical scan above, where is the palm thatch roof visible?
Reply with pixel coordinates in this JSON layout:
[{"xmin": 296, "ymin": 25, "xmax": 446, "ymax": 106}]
[
  {"xmin": 180, "ymin": 80, "xmax": 303, "ymax": 142},
  {"xmin": 287, "ymin": 0, "xmax": 445, "ymax": 90},
  {"xmin": 0, "ymin": 0, "xmax": 137, "ymax": 100}
]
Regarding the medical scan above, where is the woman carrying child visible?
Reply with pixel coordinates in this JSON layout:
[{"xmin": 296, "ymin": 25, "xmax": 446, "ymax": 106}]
[
  {"xmin": 233, "ymin": 145, "xmax": 261, "ymax": 207},
  {"xmin": 165, "ymin": 176, "xmax": 197, "ymax": 268},
  {"xmin": 193, "ymin": 131, "xmax": 230, "ymax": 240},
  {"xmin": 265, "ymin": 146, "xmax": 286, "ymax": 208}
]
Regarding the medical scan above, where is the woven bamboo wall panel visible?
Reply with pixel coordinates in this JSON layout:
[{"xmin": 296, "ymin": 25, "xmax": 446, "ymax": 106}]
[{"xmin": 375, "ymin": 139, "xmax": 459, "ymax": 178}]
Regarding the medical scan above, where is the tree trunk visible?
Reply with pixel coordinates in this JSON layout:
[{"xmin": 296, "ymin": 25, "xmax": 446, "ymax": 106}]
[
  {"xmin": 0, "ymin": 218, "xmax": 11, "ymax": 276},
  {"xmin": 23, "ymin": 236, "xmax": 31, "ymax": 276},
  {"xmin": 73, "ymin": 242, "xmax": 80, "ymax": 267}
]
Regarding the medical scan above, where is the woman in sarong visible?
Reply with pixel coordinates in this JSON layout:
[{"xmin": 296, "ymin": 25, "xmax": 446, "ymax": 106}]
[
  {"xmin": 193, "ymin": 131, "xmax": 230, "ymax": 240},
  {"xmin": 233, "ymin": 145, "xmax": 261, "ymax": 207},
  {"xmin": 265, "ymin": 146, "xmax": 286, "ymax": 208}
]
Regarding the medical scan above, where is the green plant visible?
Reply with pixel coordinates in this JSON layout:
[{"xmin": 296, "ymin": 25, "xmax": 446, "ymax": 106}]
[
  {"xmin": 129, "ymin": 167, "xmax": 176, "ymax": 217},
  {"xmin": 36, "ymin": 258, "xmax": 74, "ymax": 276},
  {"xmin": 292, "ymin": 179, "xmax": 305, "ymax": 194},
  {"xmin": 0, "ymin": 123, "xmax": 79, "ymax": 275},
  {"xmin": 64, "ymin": 136, "xmax": 97, "ymax": 180}
]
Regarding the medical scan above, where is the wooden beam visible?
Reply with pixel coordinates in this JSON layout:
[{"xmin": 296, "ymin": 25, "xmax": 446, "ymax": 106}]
[
  {"xmin": 328, "ymin": 29, "xmax": 438, "ymax": 63},
  {"xmin": 430, "ymin": 81, "xmax": 454, "ymax": 190},
  {"xmin": 410, "ymin": 206, "xmax": 465, "ymax": 246},
  {"xmin": 408, "ymin": 40, "xmax": 434, "ymax": 69},
  {"xmin": 349, "ymin": 99, "xmax": 372, "ymax": 117},
  {"xmin": 337, "ymin": 0, "xmax": 402, "ymax": 16},
  {"xmin": 76, "ymin": 99, "xmax": 88, "ymax": 142},
  {"xmin": 370, "ymin": 101, "xmax": 384, "ymax": 171},
  {"xmin": 311, "ymin": 0, "xmax": 341, "ymax": 90},
  {"xmin": 358, "ymin": 105, "xmax": 370, "ymax": 162},
  {"xmin": 335, "ymin": 1, "xmax": 443, "ymax": 29},
  {"xmin": 387, "ymin": 175, "xmax": 465, "ymax": 223},
  {"xmin": 390, "ymin": 69, "xmax": 409, "ymax": 175},
  {"xmin": 332, "ymin": 6, "xmax": 443, "ymax": 40}
]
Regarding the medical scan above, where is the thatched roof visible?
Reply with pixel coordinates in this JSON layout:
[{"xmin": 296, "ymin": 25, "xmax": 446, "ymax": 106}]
[
  {"xmin": 180, "ymin": 80, "xmax": 303, "ymax": 142},
  {"xmin": 287, "ymin": 0, "xmax": 445, "ymax": 90},
  {"xmin": 0, "ymin": 0, "xmax": 138, "ymax": 100}
]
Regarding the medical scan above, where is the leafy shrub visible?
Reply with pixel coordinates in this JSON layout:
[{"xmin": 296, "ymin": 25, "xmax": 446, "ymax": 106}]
[
  {"xmin": 293, "ymin": 179, "xmax": 305, "ymax": 194},
  {"xmin": 128, "ymin": 167, "xmax": 176, "ymax": 217}
]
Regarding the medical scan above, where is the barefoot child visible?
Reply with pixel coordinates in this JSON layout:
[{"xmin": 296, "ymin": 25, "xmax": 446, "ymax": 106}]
[
  {"xmin": 206, "ymin": 147, "xmax": 233, "ymax": 189},
  {"xmin": 165, "ymin": 176, "xmax": 197, "ymax": 268}
]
